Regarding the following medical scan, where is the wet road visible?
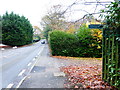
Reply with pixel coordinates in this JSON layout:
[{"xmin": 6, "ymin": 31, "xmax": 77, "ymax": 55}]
[{"xmin": 0, "ymin": 40, "xmax": 45, "ymax": 89}]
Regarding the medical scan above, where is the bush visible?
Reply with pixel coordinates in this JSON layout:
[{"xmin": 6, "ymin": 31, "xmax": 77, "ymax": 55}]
[
  {"xmin": 76, "ymin": 25, "xmax": 102, "ymax": 57},
  {"xmin": 49, "ymin": 30, "xmax": 79, "ymax": 57},
  {"xmin": 2, "ymin": 12, "xmax": 33, "ymax": 46},
  {"xmin": 49, "ymin": 25, "xmax": 102, "ymax": 58}
]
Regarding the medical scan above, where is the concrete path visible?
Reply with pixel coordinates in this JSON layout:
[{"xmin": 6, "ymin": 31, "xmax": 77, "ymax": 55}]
[{"xmin": 20, "ymin": 44, "xmax": 66, "ymax": 88}]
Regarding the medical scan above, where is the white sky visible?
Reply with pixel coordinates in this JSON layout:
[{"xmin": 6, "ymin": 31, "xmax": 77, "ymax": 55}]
[{"xmin": 0, "ymin": 0, "xmax": 114, "ymax": 29}]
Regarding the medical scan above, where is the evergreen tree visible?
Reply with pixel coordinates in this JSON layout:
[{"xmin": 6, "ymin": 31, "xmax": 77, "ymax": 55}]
[{"xmin": 2, "ymin": 12, "xmax": 33, "ymax": 46}]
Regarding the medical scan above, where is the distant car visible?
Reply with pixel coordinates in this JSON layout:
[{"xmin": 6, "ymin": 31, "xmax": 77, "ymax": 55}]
[
  {"xmin": 41, "ymin": 40, "xmax": 45, "ymax": 44},
  {"xmin": 33, "ymin": 39, "xmax": 40, "ymax": 42}
]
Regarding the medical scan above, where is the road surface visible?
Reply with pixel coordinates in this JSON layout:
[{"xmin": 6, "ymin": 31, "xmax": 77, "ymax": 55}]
[{"xmin": 0, "ymin": 40, "xmax": 45, "ymax": 89}]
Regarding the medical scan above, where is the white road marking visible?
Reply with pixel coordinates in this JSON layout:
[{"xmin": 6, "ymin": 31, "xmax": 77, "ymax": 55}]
[
  {"xmin": 37, "ymin": 47, "xmax": 44, "ymax": 55},
  {"xmin": 6, "ymin": 83, "xmax": 14, "ymax": 88},
  {"xmin": 38, "ymin": 52, "xmax": 41, "ymax": 55},
  {"xmin": 27, "ymin": 63, "xmax": 32, "ymax": 66},
  {"xmin": 16, "ymin": 76, "xmax": 27, "ymax": 88},
  {"xmin": 16, "ymin": 46, "xmax": 45, "ymax": 88},
  {"xmin": 33, "ymin": 58, "xmax": 36, "ymax": 61},
  {"xmin": 1, "ymin": 48, "xmax": 5, "ymax": 50},
  {"xmin": 18, "ymin": 69, "xmax": 26, "ymax": 76},
  {"xmin": 15, "ymin": 46, "xmax": 45, "ymax": 88}
]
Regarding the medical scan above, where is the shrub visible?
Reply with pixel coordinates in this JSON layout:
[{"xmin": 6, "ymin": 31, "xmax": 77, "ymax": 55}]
[
  {"xmin": 76, "ymin": 25, "xmax": 102, "ymax": 57},
  {"xmin": 49, "ymin": 25, "xmax": 102, "ymax": 57},
  {"xmin": 2, "ymin": 12, "xmax": 33, "ymax": 46},
  {"xmin": 49, "ymin": 30, "xmax": 79, "ymax": 57}
]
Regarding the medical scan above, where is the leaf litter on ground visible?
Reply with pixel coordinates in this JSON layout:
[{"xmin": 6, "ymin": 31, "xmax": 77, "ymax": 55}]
[{"xmin": 53, "ymin": 56, "xmax": 116, "ymax": 89}]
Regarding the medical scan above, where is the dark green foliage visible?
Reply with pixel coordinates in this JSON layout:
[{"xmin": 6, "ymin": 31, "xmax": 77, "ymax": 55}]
[
  {"xmin": 76, "ymin": 25, "xmax": 93, "ymax": 57},
  {"xmin": 49, "ymin": 30, "xmax": 79, "ymax": 57},
  {"xmin": 101, "ymin": 2, "xmax": 120, "ymax": 89},
  {"xmin": 49, "ymin": 28, "xmax": 102, "ymax": 58},
  {"xmin": 76, "ymin": 25, "xmax": 102, "ymax": 57},
  {"xmin": 2, "ymin": 12, "xmax": 33, "ymax": 46}
]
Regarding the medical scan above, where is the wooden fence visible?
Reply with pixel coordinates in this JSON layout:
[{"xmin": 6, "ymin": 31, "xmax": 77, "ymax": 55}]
[{"xmin": 102, "ymin": 27, "xmax": 120, "ymax": 88}]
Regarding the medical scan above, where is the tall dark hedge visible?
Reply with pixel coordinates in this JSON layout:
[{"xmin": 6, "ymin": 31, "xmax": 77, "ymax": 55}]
[{"xmin": 2, "ymin": 12, "xmax": 33, "ymax": 46}]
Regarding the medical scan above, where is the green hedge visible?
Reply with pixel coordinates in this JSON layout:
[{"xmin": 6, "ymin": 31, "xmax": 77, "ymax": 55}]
[
  {"xmin": 49, "ymin": 28, "xmax": 102, "ymax": 58},
  {"xmin": 2, "ymin": 12, "xmax": 33, "ymax": 46},
  {"xmin": 49, "ymin": 30, "xmax": 79, "ymax": 57},
  {"xmin": 76, "ymin": 25, "xmax": 102, "ymax": 57}
]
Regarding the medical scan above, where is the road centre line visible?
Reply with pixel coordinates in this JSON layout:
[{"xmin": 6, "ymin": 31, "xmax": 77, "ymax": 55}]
[
  {"xmin": 38, "ymin": 51, "xmax": 41, "ymax": 54},
  {"xmin": 18, "ymin": 69, "xmax": 26, "ymax": 76},
  {"xmin": 27, "ymin": 62, "xmax": 32, "ymax": 66},
  {"xmin": 37, "ymin": 47, "xmax": 44, "ymax": 55},
  {"xmin": 38, "ymin": 52, "xmax": 41, "ymax": 55},
  {"xmin": 6, "ymin": 83, "xmax": 14, "ymax": 88},
  {"xmin": 16, "ymin": 46, "xmax": 45, "ymax": 88},
  {"xmin": 37, "ymin": 52, "xmax": 39, "ymax": 55}
]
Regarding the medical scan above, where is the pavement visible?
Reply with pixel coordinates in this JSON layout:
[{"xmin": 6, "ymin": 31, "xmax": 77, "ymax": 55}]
[{"xmin": 19, "ymin": 44, "xmax": 67, "ymax": 88}]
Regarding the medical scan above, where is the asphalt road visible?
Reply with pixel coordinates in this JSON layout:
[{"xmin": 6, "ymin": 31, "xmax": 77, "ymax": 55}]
[{"xmin": 0, "ymin": 40, "xmax": 45, "ymax": 89}]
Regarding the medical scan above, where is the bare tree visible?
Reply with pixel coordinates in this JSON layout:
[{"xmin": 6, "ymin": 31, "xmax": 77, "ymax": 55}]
[
  {"xmin": 60, "ymin": 0, "xmax": 112, "ymax": 28},
  {"xmin": 41, "ymin": 5, "xmax": 66, "ymax": 30},
  {"xmin": 41, "ymin": 0, "xmax": 112, "ymax": 37}
]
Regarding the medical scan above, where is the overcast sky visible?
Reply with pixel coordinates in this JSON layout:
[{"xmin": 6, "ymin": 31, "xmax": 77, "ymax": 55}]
[{"xmin": 0, "ymin": 0, "xmax": 114, "ymax": 28}]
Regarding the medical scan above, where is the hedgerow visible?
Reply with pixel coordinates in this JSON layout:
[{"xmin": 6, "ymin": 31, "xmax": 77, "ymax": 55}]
[
  {"xmin": 49, "ymin": 30, "xmax": 79, "ymax": 57},
  {"xmin": 49, "ymin": 25, "xmax": 102, "ymax": 58},
  {"xmin": 76, "ymin": 25, "xmax": 102, "ymax": 57}
]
